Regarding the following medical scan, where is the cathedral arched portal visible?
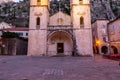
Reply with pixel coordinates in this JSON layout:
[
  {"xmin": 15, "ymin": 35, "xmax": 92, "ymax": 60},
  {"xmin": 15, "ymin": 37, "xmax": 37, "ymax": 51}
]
[{"xmin": 47, "ymin": 31, "xmax": 73, "ymax": 56}]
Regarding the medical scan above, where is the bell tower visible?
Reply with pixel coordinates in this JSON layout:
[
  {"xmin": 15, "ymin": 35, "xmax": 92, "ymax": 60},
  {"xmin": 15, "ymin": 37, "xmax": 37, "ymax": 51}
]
[
  {"xmin": 28, "ymin": 0, "xmax": 49, "ymax": 56},
  {"xmin": 71, "ymin": 0, "xmax": 93, "ymax": 56}
]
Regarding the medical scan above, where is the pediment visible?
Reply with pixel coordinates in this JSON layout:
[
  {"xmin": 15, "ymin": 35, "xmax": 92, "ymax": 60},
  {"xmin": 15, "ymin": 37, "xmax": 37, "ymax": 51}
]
[{"xmin": 49, "ymin": 11, "xmax": 71, "ymax": 26}]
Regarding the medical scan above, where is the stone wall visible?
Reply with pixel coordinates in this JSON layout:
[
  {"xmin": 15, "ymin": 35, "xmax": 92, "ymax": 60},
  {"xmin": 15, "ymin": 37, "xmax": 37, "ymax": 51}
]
[
  {"xmin": 16, "ymin": 39, "xmax": 28, "ymax": 55},
  {"xmin": 0, "ymin": 38, "xmax": 28, "ymax": 55},
  {"xmin": 108, "ymin": 18, "xmax": 120, "ymax": 53}
]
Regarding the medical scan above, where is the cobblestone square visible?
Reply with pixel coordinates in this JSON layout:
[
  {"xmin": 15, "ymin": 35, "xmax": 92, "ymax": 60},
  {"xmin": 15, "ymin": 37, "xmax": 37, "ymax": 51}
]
[{"xmin": 0, "ymin": 56, "xmax": 120, "ymax": 80}]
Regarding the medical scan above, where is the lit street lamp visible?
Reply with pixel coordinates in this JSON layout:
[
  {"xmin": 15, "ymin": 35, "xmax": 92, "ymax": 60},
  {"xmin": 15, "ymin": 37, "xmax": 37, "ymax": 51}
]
[{"xmin": 95, "ymin": 39, "xmax": 101, "ymax": 46}]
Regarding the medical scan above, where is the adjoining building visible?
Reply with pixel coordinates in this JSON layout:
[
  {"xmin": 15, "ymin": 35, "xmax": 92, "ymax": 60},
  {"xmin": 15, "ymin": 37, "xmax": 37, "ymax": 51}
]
[
  {"xmin": 28, "ymin": 0, "xmax": 93, "ymax": 56},
  {"xmin": 92, "ymin": 19, "xmax": 109, "ymax": 55},
  {"xmin": 0, "ymin": 22, "xmax": 12, "ymax": 29},
  {"xmin": 0, "ymin": 21, "xmax": 13, "ymax": 37},
  {"xmin": 0, "ymin": 21, "xmax": 29, "ymax": 38},
  {"xmin": 108, "ymin": 17, "xmax": 120, "ymax": 54},
  {"xmin": 1, "ymin": 27, "xmax": 29, "ymax": 38},
  {"xmin": 0, "ymin": 22, "xmax": 28, "ymax": 56},
  {"xmin": 92, "ymin": 17, "xmax": 120, "ymax": 55}
]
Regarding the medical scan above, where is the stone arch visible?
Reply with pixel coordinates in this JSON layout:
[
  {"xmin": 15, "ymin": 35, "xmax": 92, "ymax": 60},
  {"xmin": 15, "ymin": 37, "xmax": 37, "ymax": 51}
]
[
  {"xmin": 48, "ymin": 30, "xmax": 73, "ymax": 41},
  {"xmin": 111, "ymin": 46, "xmax": 118, "ymax": 54},
  {"xmin": 101, "ymin": 46, "xmax": 108, "ymax": 54},
  {"xmin": 47, "ymin": 30, "xmax": 73, "ymax": 56}
]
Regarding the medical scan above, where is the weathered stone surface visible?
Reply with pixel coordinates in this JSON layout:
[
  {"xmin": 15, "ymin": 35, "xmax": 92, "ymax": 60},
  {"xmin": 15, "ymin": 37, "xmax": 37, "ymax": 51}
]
[
  {"xmin": 0, "ymin": 38, "xmax": 27, "ymax": 55},
  {"xmin": 28, "ymin": 0, "xmax": 93, "ymax": 56},
  {"xmin": 0, "ymin": 56, "xmax": 119, "ymax": 80}
]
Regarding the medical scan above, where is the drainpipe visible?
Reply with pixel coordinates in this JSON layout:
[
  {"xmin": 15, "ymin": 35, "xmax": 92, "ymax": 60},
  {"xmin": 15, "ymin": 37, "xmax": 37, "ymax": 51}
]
[{"xmin": 107, "ymin": 23, "xmax": 111, "ymax": 54}]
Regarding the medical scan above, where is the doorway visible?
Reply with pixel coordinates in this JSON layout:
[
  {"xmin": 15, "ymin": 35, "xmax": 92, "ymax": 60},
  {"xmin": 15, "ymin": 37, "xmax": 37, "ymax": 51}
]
[
  {"xmin": 111, "ymin": 46, "xmax": 118, "ymax": 54},
  {"xmin": 101, "ymin": 46, "xmax": 108, "ymax": 54},
  {"xmin": 47, "ymin": 31, "xmax": 73, "ymax": 56},
  {"xmin": 57, "ymin": 43, "xmax": 64, "ymax": 53}
]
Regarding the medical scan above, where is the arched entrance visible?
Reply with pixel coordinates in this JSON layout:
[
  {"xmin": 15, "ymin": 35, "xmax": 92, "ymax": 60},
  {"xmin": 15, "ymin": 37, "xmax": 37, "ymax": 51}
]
[
  {"xmin": 47, "ymin": 31, "xmax": 73, "ymax": 56},
  {"xmin": 111, "ymin": 46, "xmax": 118, "ymax": 54},
  {"xmin": 101, "ymin": 46, "xmax": 108, "ymax": 54}
]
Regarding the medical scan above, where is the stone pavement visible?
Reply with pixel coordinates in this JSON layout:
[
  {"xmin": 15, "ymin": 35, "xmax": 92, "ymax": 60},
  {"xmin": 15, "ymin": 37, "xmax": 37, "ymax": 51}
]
[{"xmin": 0, "ymin": 56, "xmax": 120, "ymax": 80}]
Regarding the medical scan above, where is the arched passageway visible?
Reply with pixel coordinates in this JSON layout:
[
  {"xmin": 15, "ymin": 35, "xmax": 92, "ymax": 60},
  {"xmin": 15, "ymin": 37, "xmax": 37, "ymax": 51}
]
[
  {"xmin": 111, "ymin": 46, "xmax": 118, "ymax": 54},
  {"xmin": 47, "ymin": 31, "xmax": 73, "ymax": 56},
  {"xmin": 101, "ymin": 46, "xmax": 108, "ymax": 54}
]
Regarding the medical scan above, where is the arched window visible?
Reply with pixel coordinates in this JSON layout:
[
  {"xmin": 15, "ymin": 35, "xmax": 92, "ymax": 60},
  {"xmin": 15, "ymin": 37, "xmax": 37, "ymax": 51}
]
[
  {"xmin": 80, "ymin": 16, "xmax": 84, "ymax": 28},
  {"xmin": 101, "ymin": 46, "xmax": 108, "ymax": 54},
  {"xmin": 111, "ymin": 46, "xmax": 118, "ymax": 54},
  {"xmin": 79, "ymin": 0, "xmax": 83, "ymax": 4},
  {"xmin": 36, "ymin": 17, "xmax": 40, "ymax": 29},
  {"xmin": 37, "ymin": 0, "xmax": 41, "ymax": 5}
]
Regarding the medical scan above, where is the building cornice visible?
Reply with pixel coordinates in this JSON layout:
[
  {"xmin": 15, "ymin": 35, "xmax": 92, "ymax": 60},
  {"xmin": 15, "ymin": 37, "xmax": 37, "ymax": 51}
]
[
  {"xmin": 30, "ymin": 5, "xmax": 50, "ymax": 11},
  {"xmin": 30, "ymin": 5, "xmax": 48, "ymax": 7},
  {"xmin": 71, "ymin": 4, "xmax": 90, "ymax": 6}
]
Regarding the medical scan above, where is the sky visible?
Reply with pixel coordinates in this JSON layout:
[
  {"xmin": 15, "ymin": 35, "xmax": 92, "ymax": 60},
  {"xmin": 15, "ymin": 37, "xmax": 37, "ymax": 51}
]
[{"xmin": 13, "ymin": 0, "xmax": 22, "ymax": 2}]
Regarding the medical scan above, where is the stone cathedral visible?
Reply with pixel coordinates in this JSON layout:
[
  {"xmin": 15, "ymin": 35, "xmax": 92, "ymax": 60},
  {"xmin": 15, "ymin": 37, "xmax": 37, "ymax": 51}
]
[{"xmin": 28, "ymin": 0, "xmax": 93, "ymax": 56}]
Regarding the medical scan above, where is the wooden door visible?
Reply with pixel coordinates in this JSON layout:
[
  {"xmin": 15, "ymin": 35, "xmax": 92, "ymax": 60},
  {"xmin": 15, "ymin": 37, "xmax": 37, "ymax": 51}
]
[{"xmin": 57, "ymin": 43, "xmax": 64, "ymax": 53}]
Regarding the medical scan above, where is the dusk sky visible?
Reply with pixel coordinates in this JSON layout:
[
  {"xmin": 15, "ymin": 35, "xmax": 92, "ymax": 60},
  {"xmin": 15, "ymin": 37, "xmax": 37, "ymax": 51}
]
[{"xmin": 14, "ymin": 0, "xmax": 22, "ymax": 2}]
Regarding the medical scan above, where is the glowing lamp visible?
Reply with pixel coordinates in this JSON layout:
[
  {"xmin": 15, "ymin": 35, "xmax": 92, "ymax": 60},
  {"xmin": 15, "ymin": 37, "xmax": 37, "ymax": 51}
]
[{"xmin": 96, "ymin": 39, "xmax": 101, "ymax": 46}]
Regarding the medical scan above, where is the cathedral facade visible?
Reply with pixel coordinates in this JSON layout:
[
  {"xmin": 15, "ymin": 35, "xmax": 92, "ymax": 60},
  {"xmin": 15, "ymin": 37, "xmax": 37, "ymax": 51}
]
[{"xmin": 28, "ymin": 0, "xmax": 93, "ymax": 56}]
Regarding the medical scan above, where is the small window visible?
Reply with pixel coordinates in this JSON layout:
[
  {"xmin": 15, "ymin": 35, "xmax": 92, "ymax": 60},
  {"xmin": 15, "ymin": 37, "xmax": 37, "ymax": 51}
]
[
  {"xmin": 17, "ymin": 32, "xmax": 23, "ymax": 37},
  {"xmin": 36, "ymin": 17, "xmax": 40, "ymax": 29},
  {"xmin": 26, "ymin": 33, "xmax": 28, "ymax": 36},
  {"xmin": 37, "ymin": 0, "xmax": 41, "ymax": 5},
  {"xmin": 80, "ymin": 16, "xmax": 84, "ymax": 28}
]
